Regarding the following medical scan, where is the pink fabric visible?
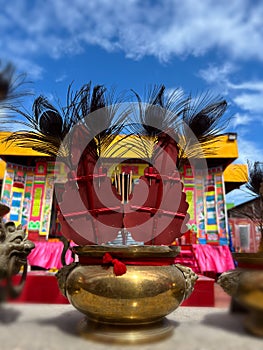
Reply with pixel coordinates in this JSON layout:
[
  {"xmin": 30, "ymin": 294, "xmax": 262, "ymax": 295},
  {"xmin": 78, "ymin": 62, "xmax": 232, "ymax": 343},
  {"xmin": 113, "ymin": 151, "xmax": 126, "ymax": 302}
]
[
  {"xmin": 27, "ymin": 241, "xmax": 235, "ymax": 273},
  {"xmin": 28, "ymin": 241, "xmax": 74, "ymax": 269},
  {"xmin": 192, "ymin": 244, "xmax": 235, "ymax": 273}
]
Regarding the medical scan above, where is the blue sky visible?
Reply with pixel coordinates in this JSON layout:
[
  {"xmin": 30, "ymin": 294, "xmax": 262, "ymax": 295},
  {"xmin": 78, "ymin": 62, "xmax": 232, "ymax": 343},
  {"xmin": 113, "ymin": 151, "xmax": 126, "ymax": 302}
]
[{"xmin": 1, "ymin": 0, "xmax": 263, "ymax": 204}]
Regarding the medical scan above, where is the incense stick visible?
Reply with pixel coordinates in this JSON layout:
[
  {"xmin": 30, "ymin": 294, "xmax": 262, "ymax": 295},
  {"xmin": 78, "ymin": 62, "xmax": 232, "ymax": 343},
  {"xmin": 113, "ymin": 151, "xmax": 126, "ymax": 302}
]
[
  {"xmin": 129, "ymin": 170, "xmax": 133, "ymax": 195},
  {"xmin": 117, "ymin": 172, "xmax": 121, "ymax": 194},
  {"xmin": 114, "ymin": 170, "xmax": 117, "ymax": 189},
  {"xmin": 121, "ymin": 172, "xmax": 125, "ymax": 203}
]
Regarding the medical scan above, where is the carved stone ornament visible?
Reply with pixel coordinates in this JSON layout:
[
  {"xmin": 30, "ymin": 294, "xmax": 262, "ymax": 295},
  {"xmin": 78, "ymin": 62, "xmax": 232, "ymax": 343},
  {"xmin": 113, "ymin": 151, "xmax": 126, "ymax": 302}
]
[
  {"xmin": 217, "ymin": 269, "xmax": 242, "ymax": 296},
  {"xmin": 217, "ymin": 253, "xmax": 263, "ymax": 337},
  {"xmin": 0, "ymin": 203, "xmax": 35, "ymax": 301}
]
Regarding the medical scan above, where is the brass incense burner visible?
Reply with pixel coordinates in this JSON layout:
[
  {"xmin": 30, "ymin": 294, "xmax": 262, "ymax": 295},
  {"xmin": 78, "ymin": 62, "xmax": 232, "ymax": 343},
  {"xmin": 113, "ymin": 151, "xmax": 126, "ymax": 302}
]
[
  {"xmin": 0, "ymin": 203, "xmax": 35, "ymax": 301},
  {"xmin": 57, "ymin": 245, "xmax": 198, "ymax": 342},
  {"xmin": 218, "ymin": 252, "xmax": 263, "ymax": 337}
]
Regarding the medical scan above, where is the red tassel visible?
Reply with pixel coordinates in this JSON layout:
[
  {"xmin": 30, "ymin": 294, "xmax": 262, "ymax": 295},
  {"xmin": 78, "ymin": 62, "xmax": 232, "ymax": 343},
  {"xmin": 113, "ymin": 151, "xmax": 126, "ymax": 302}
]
[
  {"xmin": 102, "ymin": 253, "xmax": 127, "ymax": 276},
  {"xmin": 112, "ymin": 259, "xmax": 127, "ymax": 276},
  {"xmin": 102, "ymin": 252, "xmax": 113, "ymax": 264}
]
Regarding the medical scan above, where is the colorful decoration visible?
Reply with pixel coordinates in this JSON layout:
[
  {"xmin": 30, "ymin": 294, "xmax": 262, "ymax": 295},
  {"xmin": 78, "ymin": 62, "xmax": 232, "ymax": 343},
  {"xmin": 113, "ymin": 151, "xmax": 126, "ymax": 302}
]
[
  {"xmin": 28, "ymin": 162, "xmax": 47, "ymax": 235},
  {"xmin": 194, "ymin": 166, "xmax": 228, "ymax": 245},
  {"xmin": 1, "ymin": 161, "xmax": 56, "ymax": 240},
  {"xmin": 183, "ymin": 165, "xmax": 196, "ymax": 222},
  {"xmin": 1, "ymin": 165, "xmax": 14, "ymax": 217},
  {"xmin": 0, "ymin": 160, "xmax": 229, "ymax": 245},
  {"xmin": 195, "ymin": 170, "xmax": 206, "ymax": 244},
  {"xmin": 21, "ymin": 169, "xmax": 34, "ymax": 228},
  {"xmin": 1, "ymin": 163, "xmax": 29, "ymax": 226}
]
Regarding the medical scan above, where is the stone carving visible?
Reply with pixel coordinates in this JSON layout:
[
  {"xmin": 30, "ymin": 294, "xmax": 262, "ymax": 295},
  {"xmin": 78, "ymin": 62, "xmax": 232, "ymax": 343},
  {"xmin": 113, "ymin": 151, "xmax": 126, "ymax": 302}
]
[
  {"xmin": 218, "ymin": 256, "xmax": 263, "ymax": 337},
  {"xmin": 0, "ymin": 204, "xmax": 35, "ymax": 301},
  {"xmin": 217, "ymin": 269, "xmax": 242, "ymax": 296}
]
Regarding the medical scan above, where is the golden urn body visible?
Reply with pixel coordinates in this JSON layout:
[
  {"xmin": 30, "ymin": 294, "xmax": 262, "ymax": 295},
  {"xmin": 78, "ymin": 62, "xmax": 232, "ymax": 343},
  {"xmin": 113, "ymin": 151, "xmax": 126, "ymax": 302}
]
[{"xmin": 57, "ymin": 245, "xmax": 198, "ymax": 325}]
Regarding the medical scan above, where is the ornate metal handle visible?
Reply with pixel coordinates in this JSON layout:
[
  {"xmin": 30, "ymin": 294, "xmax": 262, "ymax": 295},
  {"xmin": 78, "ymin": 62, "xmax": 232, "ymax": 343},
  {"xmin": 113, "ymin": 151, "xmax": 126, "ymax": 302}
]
[{"xmin": 7, "ymin": 255, "xmax": 28, "ymax": 299}]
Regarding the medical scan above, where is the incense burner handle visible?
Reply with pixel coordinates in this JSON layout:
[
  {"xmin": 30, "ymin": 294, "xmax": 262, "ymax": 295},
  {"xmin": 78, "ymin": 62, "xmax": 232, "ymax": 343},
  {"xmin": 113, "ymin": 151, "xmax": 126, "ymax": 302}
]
[
  {"xmin": 176, "ymin": 264, "xmax": 199, "ymax": 299},
  {"xmin": 56, "ymin": 262, "xmax": 79, "ymax": 297},
  {"xmin": 59, "ymin": 235, "xmax": 75, "ymax": 267}
]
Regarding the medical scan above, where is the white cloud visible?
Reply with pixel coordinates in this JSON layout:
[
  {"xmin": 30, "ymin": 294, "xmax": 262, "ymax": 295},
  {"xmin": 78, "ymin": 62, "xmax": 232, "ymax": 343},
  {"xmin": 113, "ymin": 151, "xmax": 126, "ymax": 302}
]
[
  {"xmin": 199, "ymin": 62, "xmax": 263, "ymax": 116},
  {"xmin": 11, "ymin": 57, "xmax": 44, "ymax": 81},
  {"xmin": 197, "ymin": 63, "xmax": 238, "ymax": 96},
  {"xmin": 198, "ymin": 63, "xmax": 236, "ymax": 86},
  {"xmin": 233, "ymin": 92, "xmax": 263, "ymax": 113},
  {"xmin": 228, "ymin": 81, "xmax": 263, "ymax": 91},
  {"xmin": 1, "ymin": 0, "xmax": 263, "ymax": 68},
  {"xmin": 225, "ymin": 79, "xmax": 263, "ymax": 113},
  {"xmin": 55, "ymin": 74, "xmax": 67, "ymax": 83},
  {"xmin": 235, "ymin": 137, "xmax": 263, "ymax": 164},
  {"xmin": 231, "ymin": 113, "xmax": 252, "ymax": 128}
]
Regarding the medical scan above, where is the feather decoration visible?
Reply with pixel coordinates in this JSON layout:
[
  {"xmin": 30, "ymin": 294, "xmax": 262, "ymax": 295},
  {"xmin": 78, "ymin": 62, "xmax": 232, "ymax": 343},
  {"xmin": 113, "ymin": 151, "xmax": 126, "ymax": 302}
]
[
  {"xmin": 128, "ymin": 85, "xmax": 188, "ymax": 162},
  {"xmin": 4, "ymin": 82, "xmax": 229, "ymax": 168},
  {"xmin": 179, "ymin": 92, "xmax": 228, "ymax": 164},
  {"xmin": 81, "ymin": 85, "xmax": 129, "ymax": 163},
  {"xmin": 4, "ymin": 83, "xmax": 128, "ymax": 169},
  {"xmin": 127, "ymin": 87, "xmax": 229, "ymax": 167},
  {"xmin": 245, "ymin": 161, "xmax": 263, "ymax": 196},
  {"xmin": 0, "ymin": 63, "xmax": 14, "ymax": 102},
  {"xmin": 0, "ymin": 61, "xmax": 29, "ymax": 105},
  {"xmin": 128, "ymin": 85, "xmax": 227, "ymax": 158},
  {"xmin": 4, "ymin": 90, "xmax": 81, "ymax": 166}
]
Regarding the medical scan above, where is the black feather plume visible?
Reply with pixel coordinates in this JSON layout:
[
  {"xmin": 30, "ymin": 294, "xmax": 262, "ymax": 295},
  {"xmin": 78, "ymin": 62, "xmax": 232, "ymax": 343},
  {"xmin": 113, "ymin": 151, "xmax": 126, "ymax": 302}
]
[
  {"xmin": 0, "ymin": 61, "xmax": 29, "ymax": 105},
  {"xmin": 246, "ymin": 161, "xmax": 263, "ymax": 196},
  {"xmin": 4, "ymin": 83, "xmax": 128, "ymax": 169}
]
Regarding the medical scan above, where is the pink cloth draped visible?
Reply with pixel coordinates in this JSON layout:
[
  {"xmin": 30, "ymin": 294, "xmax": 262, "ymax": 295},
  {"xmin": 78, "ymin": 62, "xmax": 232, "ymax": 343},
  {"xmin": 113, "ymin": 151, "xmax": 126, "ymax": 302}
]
[
  {"xmin": 28, "ymin": 241, "xmax": 74, "ymax": 270},
  {"xmin": 192, "ymin": 244, "xmax": 235, "ymax": 273}
]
